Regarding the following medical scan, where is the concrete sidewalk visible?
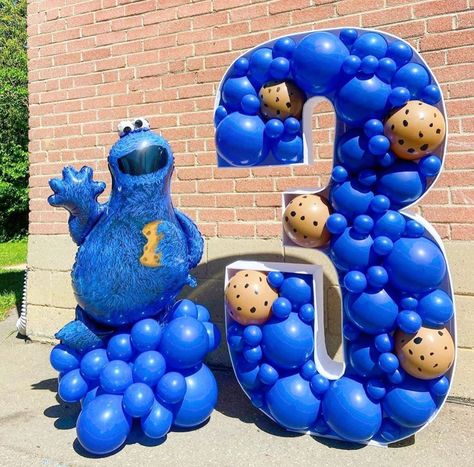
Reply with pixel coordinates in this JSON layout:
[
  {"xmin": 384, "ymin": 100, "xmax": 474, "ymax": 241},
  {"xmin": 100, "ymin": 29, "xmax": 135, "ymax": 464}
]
[{"xmin": 0, "ymin": 312, "xmax": 472, "ymax": 467}]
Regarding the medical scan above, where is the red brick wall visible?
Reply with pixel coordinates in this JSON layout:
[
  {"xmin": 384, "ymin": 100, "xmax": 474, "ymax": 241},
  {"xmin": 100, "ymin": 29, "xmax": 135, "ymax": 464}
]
[{"xmin": 27, "ymin": 0, "xmax": 474, "ymax": 240}]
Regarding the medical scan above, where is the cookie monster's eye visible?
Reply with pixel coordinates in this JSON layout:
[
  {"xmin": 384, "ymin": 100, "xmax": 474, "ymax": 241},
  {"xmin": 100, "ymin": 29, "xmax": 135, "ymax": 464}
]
[
  {"xmin": 117, "ymin": 121, "xmax": 134, "ymax": 137},
  {"xmin": 134, "ymin": 118, "xmax": 150, "ymax": 130}
]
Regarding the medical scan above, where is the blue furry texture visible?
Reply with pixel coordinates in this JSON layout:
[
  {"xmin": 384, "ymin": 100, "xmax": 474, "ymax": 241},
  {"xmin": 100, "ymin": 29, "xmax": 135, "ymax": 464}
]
[{"xmin": 49, "ymin": 128, "xmax": 204, "ymax": 329}]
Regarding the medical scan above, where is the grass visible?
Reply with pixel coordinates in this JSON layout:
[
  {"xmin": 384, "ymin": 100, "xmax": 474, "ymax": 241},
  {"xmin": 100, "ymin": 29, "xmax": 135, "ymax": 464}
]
[{"xmin": 0, "ymin": 239, "xmax": 27, "ymax": 320}]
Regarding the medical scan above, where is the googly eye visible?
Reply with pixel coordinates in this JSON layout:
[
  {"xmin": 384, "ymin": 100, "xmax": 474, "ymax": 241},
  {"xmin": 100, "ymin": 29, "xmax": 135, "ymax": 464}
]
[
  {"xmin": 134, "ymin": 117, "xmax": 150, "ymax": 130},
  {"xmin": 117, "ymin": 120, "xmax": 134, "ymax": 137}
]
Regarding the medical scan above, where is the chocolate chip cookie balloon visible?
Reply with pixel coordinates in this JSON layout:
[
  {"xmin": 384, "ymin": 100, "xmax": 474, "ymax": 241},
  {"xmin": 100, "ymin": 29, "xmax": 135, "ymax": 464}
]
[
  {"xmin": 395, "ymin": 326, "xmax": 455, "ymax": 380},
  {"xmin": 226, "ymin": 270, "xmax": 278, "ymax": 325},
  {"xmin": 384, "ymin": 100, "xmax": 446, "ymax": 160},
  {"xmin": 259, "ymin": 80, "xmax": 305, "ymax": 120}
]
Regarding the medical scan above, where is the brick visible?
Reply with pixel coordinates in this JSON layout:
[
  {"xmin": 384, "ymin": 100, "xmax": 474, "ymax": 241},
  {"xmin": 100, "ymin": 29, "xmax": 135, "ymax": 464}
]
[
  {"xmin": 413, "ymin": 0, "xmax": 468, "ymax": 18},
  {"xmin": 338, "ymin": 0, "xmax": 384, "ymax": 16},
  {"xmin": 217, "ymin": 222, "xmax": 255, "ymax": 237}
]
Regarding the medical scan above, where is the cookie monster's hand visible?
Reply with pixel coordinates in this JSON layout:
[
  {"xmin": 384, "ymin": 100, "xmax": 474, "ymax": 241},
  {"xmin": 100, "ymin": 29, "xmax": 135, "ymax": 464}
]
[{"xmin": 49, "ymin": 166, "xmax": 107, "ymax": 245}]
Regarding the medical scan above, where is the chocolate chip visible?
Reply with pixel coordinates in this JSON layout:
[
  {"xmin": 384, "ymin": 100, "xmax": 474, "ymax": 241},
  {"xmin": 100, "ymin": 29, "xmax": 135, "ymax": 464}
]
[
  {"xmin": 420, "ymin": 355, "xmax": 425, "ymax": 360},
  {"xmin": 291, "ymin": 211, "xmax": 296, "ymax": 217},
  {"xmin": 414, "ymin": 337, "xmax": 423, "ymax": 344},
  {"xmin": 300, "ymin": 216, "xmax": 305, "ymax": 221},
  {"xmin": 286, "ymin": 102, "xmax": 291, "ymax": 108},
  {"xmin": 264, "ymin": 301, "xmax": 268, "ymax": 306},
  {"xmin": 405, "ymin": 109, "xmax": 409, "ymax": 115},
  {"xmin": 420, "ymin": 144, "xmax": 428, "ymax": 151},
  {"xmin": 407, "ymin": 148, "xmax": 415, "ymax": 153},
  {"xmin": 313, "ymin": 221, "xmax": 318, "ymax": 226},
  {"xmin": 398, "ymin": 139, "xmax": 404, "ymax": 145},
  {"xmin": 436, "ymin": 128, "xmax": 441, "ymax": 134},
  {"xmin": 403, "ymin": 120, "xmax": 408, "ymax": 127},
  {"xmin": 244, "ymin": 284, "xmax": 249, "ymax": 288},
  {"xmin": 409, "ymin": 349, "xmax": 413, "ymax": 355},
  {"xmin": 419, "ymin": 131, "xmax": 424, "ymax": 138},
  {"xmin": 438, "ymin": 331, "xmax": 443, "ymax": 336},
  {"xmin": 250, "ymin": 307, "xmax": 256, "ymax": 313}
]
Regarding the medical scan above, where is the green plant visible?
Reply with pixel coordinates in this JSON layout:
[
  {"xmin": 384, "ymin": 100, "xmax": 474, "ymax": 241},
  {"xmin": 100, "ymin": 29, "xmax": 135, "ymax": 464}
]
[{"xmin": 0, "ymin": 0, "xmax": 28, "ymax": 241}]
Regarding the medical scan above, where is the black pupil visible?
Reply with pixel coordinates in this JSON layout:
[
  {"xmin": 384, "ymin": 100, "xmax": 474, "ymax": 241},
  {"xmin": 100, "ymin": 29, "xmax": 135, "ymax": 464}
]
[
  {"xmin": 135, "ymin": 120, "xmax": 143, "ymax": 128},
  {"xmin": 123, "ymin": 126, "xmax": 132, "ymax": 134}
]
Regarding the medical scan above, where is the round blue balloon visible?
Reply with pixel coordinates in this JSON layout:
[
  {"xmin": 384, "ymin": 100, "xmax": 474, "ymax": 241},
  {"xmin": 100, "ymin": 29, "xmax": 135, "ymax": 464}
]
[
  {"xmin": 397, "ymin": 310, "xmax": 422, "ymax": 334},
  {"xmin": 322, "ymin": 377, "xmax": 382, "ymax": 442},
  {"xmin": 159, "ymin": 317, "xmax": 209, "ymax": 370},
  {"xmin": 131, "ymin": 319, "xmax": 162, "ymax": 352},
  {"xmin": 156, "ymin": 372, "xmax": 187, "ymax": 404},
  {"xmin": 243, "ymin": 325, "xmax": 263, "ymax": 346},
  {"xmin": 279, "ymin": 277, "xmax": 312, "ymax": 309},
  {"xmin": 330, "ymin": 180, "xmax": 374, "ymax": 221},
  {"xmin": 107, "ymin": 333, "xmax": 133, "ymax": 362},
  {"xmin": 77, "ymin": 394, "xmax": 131, "ymax": 455},
  {"xmin": 392, "ymin": 63, "xmax": 430, "ymax": 99},
  {"xmin": 221, "ymin": 76, "xmax": 256, "ymax": 111},
  {"xmin": 235, "ymin": 356, "xmax": 260, "ymax": 391},
  {"xmin": 351, "ymin": 32, "xmax": 387, "ymax": 59},
  {"xmin": 248, "ymin": 48, "xmax": 273, "ymax": 86},
  {"xmin": 170, "ymin": 299, "xmax": 198, "ymax": 319},
  {"xmin": 336, "ymin": 130, "xmax": 375, "ymax": 172},
  {"xmin": 141, "ymin": 399, "xmax": 173, "ymax": 439},
  {"xmin": 349, "ymin": 337, "xmax": 382, "ymax": 378},
  {"xmin": 265, "ymin": 373, "xmax": 320, "ymax": 431},
  {"xmin": 50, "ymin": 344, "xmax": 80, "ymax": 372},
  {"xmin": 173, "ymin": 364, "xmax": 218, "ymax": 428},
  {"xmin": 292, "ymin": 32, "xmax": 349, "ymax": 95},
  {"xmin": 273, "ymin": 36, "xmax": 296, "ymax": 58},
  {"xmin": 373, "ymin": 210, "xmax": 406, "ymax": 241},
  {"xmin": 132, "ymin": 351, "xmax": 166, "ymax": 386},
  {"xmin": 58, "ymin": 368, "xmax": 89, "ymax": 402},
  {"xmin": 100, "ymin": 360, "xmax": 133, "ymax": 394},
  {"xmin": 386, "ymin": 40, "xmax": 413, "ymax": 66},
  {"xmin": 330, "ymin": 227, "xmax": 375, "ymax": 272},
  {"xmin": 417, "ymin": 289, "xmax": 453, "ymax": 326},
  {"xmin": 80, "ymin": 348, "xmax": 109, "ymax": 381},
  {"xmin": 271, "ymin": 135, "xmax": 303, "ymax": 164},
  {"xmin": 258, "ymin": 363, "xmax": 279, "ymax": 386},
  {"xmin": 261, "ymin": 313, "xmax": 313, "ymax": 369},
  {"xmin": 122, "ymin": 382, "xmax": 154, "ymax": 417}
]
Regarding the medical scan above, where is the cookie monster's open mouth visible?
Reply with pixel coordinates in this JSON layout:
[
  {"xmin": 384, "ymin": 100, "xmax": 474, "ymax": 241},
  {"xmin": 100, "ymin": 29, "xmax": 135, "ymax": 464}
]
[{"xmin": 118, "ymin": 144, "xmax": 168, "ymax": 176}]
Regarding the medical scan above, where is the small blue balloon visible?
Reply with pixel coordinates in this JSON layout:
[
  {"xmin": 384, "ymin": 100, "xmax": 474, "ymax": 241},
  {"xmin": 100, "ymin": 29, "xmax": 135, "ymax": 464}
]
[
  {"xmin": 258, "ymin": 363, "xmax": 279, "ymax": 385},
  {"xmin": 417, "ymin": 289, "xmax": 453, "ymax": 326},
  {"xmin": 349, "ymin": 337, "xmax": 382, "ymax": 378},
  {"xmin": 370, "ymin": 194, "xmax": 390, "ymax": 213},
  {"xmin": 171, "ymin": 299, "xmax": 198, "ymax": 319},
  {"xmin": 340, "ymin": 28, "xmax": 358, "ymax": 46},
  {"xmin": 421, "ymin": 84, "xmax": 442, "ymax": 105},
  {"xmin": 337, "ymin": 130, "xmax": 375, "ymax": 172},
  {"xmin": 343, "ymin": 322, "xmax": 361, "ymax": 341},
  {"xmin": 284, "ymin": 117, "xmax": 300, "ymax": 135},
  {"xmin": 388, "ymin": 368, "xmax": 406, "ymax": 385},
  {"xmin": 50, "ymin": 344, "xmax": 80, "ymax": 373},
  {"xmin": 326, "ymin": 213, "xmax": 347, "ymax": 235},
  {"xmin": 264, "ymin": 118, "xmax": 285, "ymax": 138},
  {"xmin": 248, "ymin": 47, "xmax": 273, "ymax": 85},
  {"xmin": 332, "ymin": 165, "xmax": 348, "ymax": 183},
  {"xmin": 397, "ymin": 310, "xmax": 422, "ymax": 334},
  {"xmin": 373, "ymin": 210, "xmax": 406, "ymax": 240},
  {"xmin": 122, "ymin": 382, "xmax": 154, "ymax": 417},
  {"xmin": 310, "ymin": 374, "xmax": 330, "ymax": 395},
  {"xmin": 82, "ymin": 386, "xmax": 100, "ymax": 409},
  {"xmin": 400, "ymin": 296, "xmax": 418, "ymax": 310},
  {"xmin": 360, "ymin": 55, "xmax": 378, "ymax": 75},
  {"xmin": 132, "ymin": 351, "xmax": 166, "ymax": 386},
  {"xmin": 419, "ymin": 155, "xmax": 442, "ymax": 177},
  {"xmin": 241, "ymin": 94, "xmax": 260, "ymax": 115},
  {"xmin": 203, "ymin": 321, "xmax": 221, "ymax": 352},
  {"xmin": 379, "ymin": 352, "xmax": 399, "ymax": 373},
  {"xmin": 322, "ymin": 377, "xmax": 382, "ymax": 442},
  {"xmin": 159, "ymin": 317, "xmax": 209, "ymax": 370},
  {"xmin": 156, "ymin": 372, "xmax": 187, "ymax": 404},
  {"xmin": 196, "ymin": 304, "xmax": 211, "ymax": 322},
  {"xmin": 100, "ymin": 360, "xmax": 133, "ymax": 394},
  {"xmin": 342, "ymin": 55, "xmax": 361, "ymax": 75},
  {"xmin": 273, "ymin": 36, "xmax": 296, "ymax": 58},
  {"xmin": 351, "ymin": 32, "xmax": 387, "ymax": 59},
  {"xmin": 58, "ymin": 368, "xmax": 89, "ymax": 402},
  {"xmin": 373, "ymin": 236, "xmax": 393, "ymax": 256},
  {"xmin": 131, "ymin": 319, "xmax": 162, "ymax": 352},
  {"xmin": 173, "ymin": 364, "xmax": 218, "ymax": 428},
  {"xmin": 221, "ymin": 76, "xmax": 257, "ymax": 111},
  {"xmin": 374, "ymin": 333, "xmax": 393, "ymax": 353},
  {"xmin": 366, "ymin": 378, "xmax": 386, "ymax": 400},
  {"xmin": 368, "ymin": 134, "xmax": 390, "ymax": 156},
  {"xmin": 376, "ymin": 57, "xmax": 397, "ymax": 82},
  {"xmin": 404, "ymin": 219, "xmax": 425, "ymax": 238},
  {"xmin": 77, "ymin": 394, "xmax": 131, "ymax": 455},
  {"xmin": 267, "ymin": 271, "xmax": 284, "ymax": 288},
  {"xmin": 80, "ymin": 348, "xmax": 109, "ymax": 381},
  {"xmin": 107, "ymin": 333, "xmax": 134, "ymax": 362},
  {"xmin": 366, "ymin": 266, "xmax": 388, "ymax": 288},
  {"xmin": 386, "ymin": 39, "xmax": 413, "ymax": 66},
  {"xmin": 214, "ymin": 105, "xmax": 227, "ymax": 126},
  {"xmin": 358, "ymin": 169, "xmax": 377, "ymax": 187},
  {"xmin": 353, "ymin": 214, "xmax": 374, "ymax": 235},
  {"xmin": 429, "ymin": 376, "xmax": 450, "ymax": 397},
  {"xmin": 279, "ymin": 277, "xmax": 312, "ymax": 309},
  {"xmin": 389, "ymin": 86, "xmax": 411, "ymax": 107},
  {"xmin": 243, "ymin": 345, "xmax": 263, "ymax": 364},
  {"xmin": 330, "ymin": 180, "xmax": 374, "ymax": 221},
  {"xmin": 377, "ymin": 150, "xmax": 396, "ymax": 167},
  {"xmin": 141, "ymin": 400, "xmax": 173, "ymax": 439},
  {"xmin": 269, "ymin": 57, "xmax": 290, "ymax": 80},
  {"xmin": 299, "ymin": 303, "xmax": 315, "ymax": 322},
  {"xmin": 364, "ymin": 119, "xmax": 384, "ymax": 138},
  {"xmin": 233, "ymin": 57, "xmax": 249, "ymax": 76},
  {"xmin": 271, "ymin": 297, "xmax": 292, "ymax": 319},
  {"xmin": 392, "ymin": 63, "xmax": 430, "ymax": 99},
  {"xmin": 330, "ymin": 227, "xmax": 375, "ymax": 272},
  {"xmin": 243, "ymin": 325, "xmax": 263, "ymax": 346},
  {"xmin": 272, "ymin": 135, "xmax": 303, "ymax": 163},
  {"xmin": 344, "ymin": 270, "xmax": 367, "ymax": 293},
  {"xmin": 301, "ymin": 360, "xmax": 317, "ymax": 380}
]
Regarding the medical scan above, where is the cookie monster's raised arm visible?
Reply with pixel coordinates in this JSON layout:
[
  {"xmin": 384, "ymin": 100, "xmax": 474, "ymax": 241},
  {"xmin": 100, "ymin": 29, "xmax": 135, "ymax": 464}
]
[
  {"xmin": 174, "ymin": 208, "xmax": 204, "ymax": 270},
  {"xmin": 49, "ymin": 166, "xmax": 107, "ymax": 245}
]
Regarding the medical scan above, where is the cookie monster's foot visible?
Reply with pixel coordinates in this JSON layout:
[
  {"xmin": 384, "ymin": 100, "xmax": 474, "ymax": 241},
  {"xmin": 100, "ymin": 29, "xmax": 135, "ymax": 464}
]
[{"xmin": 49, "ymin": 299, "xmax": 220, "ymax": 456}]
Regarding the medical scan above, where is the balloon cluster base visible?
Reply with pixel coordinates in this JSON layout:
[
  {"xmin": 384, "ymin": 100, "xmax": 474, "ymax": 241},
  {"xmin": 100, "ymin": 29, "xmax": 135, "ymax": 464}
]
[{"xmin": 50, "ymin": 299, "xmax": 220, "ymax": 456}]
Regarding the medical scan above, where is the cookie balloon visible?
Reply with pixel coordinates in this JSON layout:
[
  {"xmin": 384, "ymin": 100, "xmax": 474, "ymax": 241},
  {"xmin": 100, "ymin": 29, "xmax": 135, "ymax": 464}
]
[
  {"xmin": 225, "ymin": 270, "xmax": 278, "ymax": 325},
  {"xmin": 283, "ymin": 194, "xmax": 331, "ymax": 248},
  {"xmin": 395, "ymin": 326, "xmax": 454, "ymax": 380},
  {"xmin": 259, "ymin": 80, "xmax": 305, "ymax": 120},
  {"xmin": 384, "ymin": 100, "xmax": 446, "ymax": 160}
]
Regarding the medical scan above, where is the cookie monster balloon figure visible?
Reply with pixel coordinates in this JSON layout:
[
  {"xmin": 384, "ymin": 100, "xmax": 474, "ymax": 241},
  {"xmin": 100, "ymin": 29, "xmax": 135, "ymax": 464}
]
[{"xmin": 48, "ymin": 119, "xmax": 220, "ymax": 455}]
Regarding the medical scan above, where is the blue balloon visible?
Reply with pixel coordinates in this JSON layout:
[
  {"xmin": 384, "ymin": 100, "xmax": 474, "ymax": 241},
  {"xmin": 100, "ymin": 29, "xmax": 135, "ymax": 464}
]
[
  {"xmin": 364, "ymin": 119, "xmax": 384, "ymax": 138},
  {"xmin": 214, "ymin": 105, "xmax": 227, "ymax": 126},
  {"xmin": 258, "ymin": 363, "xmax": 279, "ymax": 386},
  {"xmin": 203, "ymin": 321, "xmax": 221, "ymax": 352},
  {"xmin": 344, "ymin": 270, "xmax": 367, "ymax": 293},
  {"xmin": 351, "ymin": 32, "xmax": 387, "ymax": 59},
  {"xmin": 386, "ymin": 40, "xmax": 413, "ymax": 66},
  {"xmin": 265, "ymin": 373, "xmax": 320, "ymax": 431},
  {"xmin": 131, "ymin": 319, "xmax": 162, "ymax": 352},
  {"xmin": 196, "ymin": 304, "xmax": 211, "ymax": 322},
  {"xmin": 373, "ymin": 236, "xmax": 393, "ymax": 256},
  {"xmin": 353, "ymin": 214, "xmax": 374, "ymax": 234},
  {"xmin": 216, "ymin": 112, "xmax": 266, "ymax": 167},
  {"xmin": 330, "ymin": 180, "xmax": 374, "ymax": 221},
  {"xmin": 269, "ymin": 296, "xmax": 291, "ymax": 318},
  {"xmin": 292, "ymin": 32, "xmax": 349, "ymax": 95},
  {"xmin": 336, "ymin": 130, "xmax": 375, "ymax": 172},
  {"xmin": 269, "ymin": 57, "xmax": 290, "ymax": 80},
  {"xmin": 233, "ymin": 57, "xmax": 249, "ymax": 76},
  {"xmin": 122, "ymin": 382, "xmax": 154, "ymax": 417},
  {"xmin": 330, "ymin": 227, "xmax": 375, "ymax": 272},
  {"xmin": 374, "ymin": 333, "xmax": 393, "ymax": 353},
  {"xmin": 332, "ymin": 165, "xmax": 348, "ymax": 183},
  {"xmin": 273, "ymin": 36, "xmax": 296, "ymax": 58},
  {"xmin": 170, "ymin": 299, "xmax": 198, "ymax": 319},
  {"xmin": 241, "ymin": 94, "xmax": 260, "ymax": 115},
  {"xmin": 221, "ymin": 76, "xmax": 256, "ymax": 111},
  {"xmin": 346, "ymin": 289, "xmax": 398, "ymax": 335},
  {"xmin": 404, "ymin": 219, "xmax": 425, "ymax": 238},
  {"xmin": 264, "ymin": 119, "xmax": 284, "ymax": 138},
  {"xmin": 368, "ymin": 135, "xmax": 390, "ymax": 156},
  {"xmin": 335, "ymin": 76, "xmax": 391, "ymax": 126},
  {"xmin": 243, "ymin": 325, "xmax": 263, "ymax": 346},
  {"xmin": 132, "ymin": 351, "xmax": 166, "ymax": 386},
  {"xmin": 383, "ymin": 378, "xmax": 437, "ymax": 427},
  {"xmin": 310, "ymin": 373, "xmax": 329, "ymax": 395},
  {"xmin": 80, "ymin": 348, "xmax": 109, "ymax": 381},
  {"xmin": 366, "ymin": 378, "xmax": 386, "ymax": 400},
  {"xmin": 349, "ymin": 337, "xmax": 382, "ymax": 378},
  {"xmin": 82, "ymin": 385, "xmax": 100, "ymax": 409},
  {"xmin": 58, "ymin": 368, "xmax": 89, "ymax": 402},
  {"xmin": 326, "ymin": 213, "xmax": 348, "ymax": 235},
  {"xmin": 107, "ymin": 333, "xmax": 133, "ymax": 362},
  {"xmin": 159, "ymin": 317, "xmax": 209, "ymax": 370},
  {"xmin": 377, "ymin": 161, "xmax": 426, "ymax": 207},
  {"xmin": 421, "ymin": 84, "xmax": 442, "ymax": 105},
  {"xmin": 322, "ymin": 377, "xmax": 382, "ymax": 442},
  {"xmin": 279, "ymin": 277, "xmax": 312, "ymax": 309},
  {"xmin": 156, "ymin": 372, "xmax": 187, "ymax": 404},
  {"xmin": 300, "ymin": 360, "xmax": 317, "ymax": 380},
  {"xmin": 417, "ymin": 289, "xmax": 453, "ymax": 326},
  {"xmin": 376, "ymin": 57, "xmax": 397, "ymax": 82},
  {"xmin": 248, "ymin": 48, "xmax": 273, "ymax": 86},
  {"xmin": 173, "ymin": 364, "xmax": 218, "ymax": 428},
  {"xmin": 299, "ymin": 303, "xmax": 315, "ymax": 322},
  {"xmin": 261, "ymin": 313, "xmax": 313, "ymax": 369},
  {"xmin": 243, "ymin": 345, "xmax": 262, "ymax": 364},
  {"xmin": 50, "ymin": 344, "xmax": 80, "ymax": 372},
  {"xmin": 77, "ymin": 394, "xmax": 131, "ymax": 455},
  {"xmin": 419, "ymin": 155, "xmax": 442, "ymax": 178},
  {"xmin": 342, "ymin": 55, "xmax": 361, "ymax": 76},
  {"xmin": 100, "ymin": 360, "xmax": 133, "ymax": 394},
  {"xmin": 384, "ymin": 237, "xmax": 446, "ymax": 293},
  {"xmin": 392, "ymin": 63, "xmax": 430, "ymax": 98},
  {"xmin": 378, "ymin": 352, "xmax": 399, "ymax": 373},
  {"xmin": 429, "ymin": 376, "xmax": 450, "ymax": 397},
  {"xmin": 235, "ymin": 356, "xmax": 260, "ymax": 391},
  {"xmin": 271, "ymin": 135, "xmax": 303, "ymax": 163},
  {"xmin": 141, "ymin": 400, "xmax": 173, "ymax": 439},
  {"xmin": 340, "ymin": 28, "xmax": 358, "ymax": 46},
  {"xmin": 366, "ymin": 265, "xmax": 388, "ymax": 288},
  {"xmin": 389, "ymin": 86, "xmax": 411, "ymax": 107},
  {"xmin": 373, "ymin": 210, "xmax": 406, "ymax": 240},
  {"xmin": 397, "ymin": 310, "xmax": 422, "ymax": 334},
  {"xmin": 360, "ymin": 55, "xmax": 378, "ymax": 75}
]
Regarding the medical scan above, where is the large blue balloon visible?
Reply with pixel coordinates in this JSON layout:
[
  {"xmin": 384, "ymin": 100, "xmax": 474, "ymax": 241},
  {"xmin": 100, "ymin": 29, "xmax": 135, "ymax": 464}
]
[
  {"xmin": 346, "ymin": 289, "xmax": 398, "ymax": 335},
  {"xmin": 349, "ymin": 337, "xmax": 383, "ymax": 378},
  {"xmin": 337, "ymin": 130, "xmax": 375, "ymax": 172},
  {"xmin": 292, "ymin": 32, "xmax": 349, "ymax": 95},
  {"xmin": 50, "ymin": 344, "xmax": 80, "ymax": 373},
  {"xmin": 261, "ymin": 313, "xmax": 313, "ymax": 370},
  {"xmin": 330, "ymin": 227, "xmax": 375, "ymax": 272},
  {"xmin": 322, "ymin": 377, "xmax": 382, "ymax": 442},
  {"xmin": 156, "ymin": 372, "xmax": 187, "ymax": 404},
  {"xmin": 384, "ymin": 237, "xmax": 446, "ymax": 293},
  {"xmin": 279, "ymin": 277, "xmax": 312, "ymax": 309},
  {"xmin": 77, "ymin": 394, "xmax": 131, "ymax": 455},
  {"xmin": 265, "ymin": 373, "xmax": 320, "ymax": 430},
  {"xmin": 221, "ymin": 76, "xmax": 256, "ymax": 111},
  {"xmin": 173, "ymin": 364, "xmax": 218, "ymax": 428},
  {"xmin": 159, "ymin": 316, "xmax": 209, "ymax": 370},
  {"xmin": 392, "ymin": 63, "xmax": 430, "ymax": 99},
  {"xmin": 330, "ymin": 180, "xmax": 374, "ymax": 220},
  {"xmin": 131, "ymin": 318, "xmax": 162, "ymax": 352},
  {"xmin": 417, "ymin": 289, "xmax": 454, "ymax": 326},
  {"xmin": 141, "ymin": 400, "xmax": 173, "ymax": 439},
  {"xmin": 216, "ymin": 112, "xmax": 266, "ymax": 166}
]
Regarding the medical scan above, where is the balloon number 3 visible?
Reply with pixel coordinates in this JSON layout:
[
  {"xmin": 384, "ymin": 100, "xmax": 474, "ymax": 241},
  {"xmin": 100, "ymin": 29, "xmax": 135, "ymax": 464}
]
[{"xmin": 214, "ymin": 28, "xmax": 455, "ymax": 445}]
